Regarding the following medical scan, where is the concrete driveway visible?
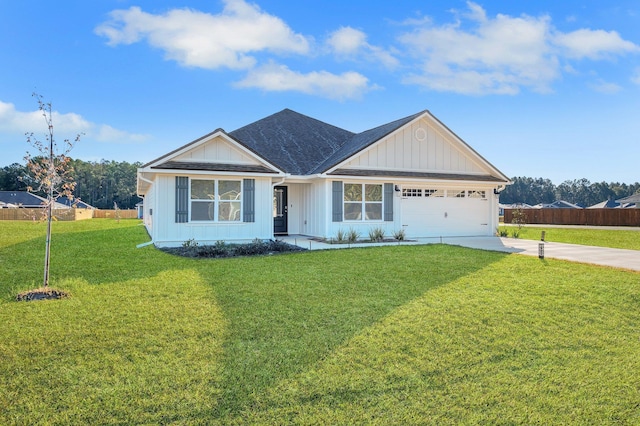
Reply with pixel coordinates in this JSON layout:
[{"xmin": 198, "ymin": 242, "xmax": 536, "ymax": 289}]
[{"xmin": 438, "ymin": 236, "xmax": 640, "ymax": 272}]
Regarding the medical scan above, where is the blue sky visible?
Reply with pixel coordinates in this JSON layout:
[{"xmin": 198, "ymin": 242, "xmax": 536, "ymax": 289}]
[{"xmin": 1, "ymin": 0, "xmax": 639, "ymax": 184}]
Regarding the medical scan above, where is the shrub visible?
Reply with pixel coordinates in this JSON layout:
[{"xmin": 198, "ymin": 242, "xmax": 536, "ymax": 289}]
[
  {"xmin": 233, "ymin": 238, "xmax": 267, "ymax": 256},
  {"xmin": 368, "ymin": 227, "xmax": 385, "ymax": 242},
  {"xmin": 511, "ymin": 228, "xmax": 520, "ymax": 238},
  {"xmin": 347, "ymin": 228, "xmax": 360, "ymax": 244},
  {"xmin": 335, "ymin": 229, "xmax": 346, "ymax": 243},
  {"xmin": 393, "ymin": 229, "xmax": 406, "ymax": 241},
  {"xmin": 511, "ymin": 207, "xmax": 527, "ymax": 229},
  {"xmin": 498, "ymin": 228, "xmax": 509, "ymax": 237}
]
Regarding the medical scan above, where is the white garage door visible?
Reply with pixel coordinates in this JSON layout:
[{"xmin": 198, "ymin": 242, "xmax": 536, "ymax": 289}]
[{"xmin": 401, "ymin": 188, "xmax": 491, "ymax": 237}]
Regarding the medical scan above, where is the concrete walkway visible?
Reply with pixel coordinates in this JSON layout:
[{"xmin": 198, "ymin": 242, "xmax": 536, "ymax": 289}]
[{"xmin": 280, "ymin": 235, "xmax": 640, "ymax": 272}]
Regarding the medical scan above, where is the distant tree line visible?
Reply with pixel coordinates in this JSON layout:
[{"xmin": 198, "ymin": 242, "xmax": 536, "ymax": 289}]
[
  {"xmin": 0, "ymin": 159, "xmax": 142, "ymax": 209},
  {"xmin": 499, "ymin": 177, "xmax": 640, "ymax": 207}
]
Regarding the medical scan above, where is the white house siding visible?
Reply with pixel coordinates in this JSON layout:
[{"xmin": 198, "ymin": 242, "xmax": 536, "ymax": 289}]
[
  {"xmin": 287, "ymin": 180, "xmax": 327, "ymax": 238},
  {"xmin": 142, "ymin": 185, "xmax": 155, "ymax": 234},
  {"xmin": 285, "ymin": 183, "xmax": 315, "ymax": 236},
  {"xmin": 343, "ymin": 118, "xmax": 485, "ymax": 175},
  {"xmin": 173, "ymin": 136, "xmax": 259, "ymax": 165},
  {"xmin": 152, "ymin": 174, "xmax": 273, "ymax": 247}
]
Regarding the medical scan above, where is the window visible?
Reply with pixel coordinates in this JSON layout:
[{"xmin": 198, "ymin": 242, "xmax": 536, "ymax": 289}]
[
  {"xmin": 448, "ymin": 189, "xmax": 466, "ymax": 198},
  {"xmin": 218, "ymin": 180, "xmax": 241, "ymax": 221},
  {"xmin": 402, "ymin": 188, "xmax": 422, "ymax": 197},
  {"xmin": 425, "ymin": 189, "xmax": 445, "ymax": 197},
  {"xmin": 190, "ymin": 179, "xmax": 241, "ymax": 221},
  {"xmin": 344, "ymin": 183, "xmax": 383, "ymax": 221},
  {"xmin": 468, "ymin": 190, "xmax": 486, "ymax": 199}
]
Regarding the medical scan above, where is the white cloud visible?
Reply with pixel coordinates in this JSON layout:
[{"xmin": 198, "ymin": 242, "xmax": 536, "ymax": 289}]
[
  {"xmin": 234, "ymin": 62, "xmax": 375, "ymax": 100},
  {"xmin": 588, "ymin": 79, "xmax": 622, "ymax": 94},
  {"xmin": 399, "ymin": 3, "xmax": 558, "ymax": 94},
  {"xmin": 398, "ymin": 1, "xmax": 639, "ymax": 95},
  {"xmin": 95, "ymin": 0, "xmax": 310, "ymax": 70},
  {"xmin": 554, "ymin": 29, "xmax": 639, "ymax": 60},
  {"xmin": 326, "ymin": 26, "xmax": 399, "ymax": 69},
  {"xmin": 0, "ymin": 100, "xmax": 149, "ymax": 145},
  {"xmin": 327, "ymin": 27, "xmax": 367, "ymax": 55}
]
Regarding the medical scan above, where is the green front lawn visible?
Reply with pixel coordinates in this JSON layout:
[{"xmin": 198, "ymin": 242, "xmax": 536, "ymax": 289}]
[
  {"xmin": 1, "ymin": 220, "xmax": 639, "ymax": 424},
  {"xmin": 499, "ymin": 225, "xmax": 640, "ymax": 251}
]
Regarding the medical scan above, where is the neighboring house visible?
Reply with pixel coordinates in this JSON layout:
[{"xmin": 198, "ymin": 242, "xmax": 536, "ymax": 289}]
[
  {"xmin": 586, "ymin": 199, "xmax": 638, "ymax": 209},
  {"xmin": 57, "ymin": 198, "xmax": 95, "ymax": 209},
  {"xmin": 137, "ymin": 109, "xmax": 510, "ymax": 247},
  {"xmin": 588, "ymin": 199, "xmax": 619, "ymax": 209},
  {"xmin": 0, "ymin": 191, "xmax": 68, "ymax": 209},
  {"xmin": 498, "ymin": 203, "xmax": 533, "ymax": 215},
  {"xmin": 533, "ymin": 200, "xmax": 582, "ymax": 209},
  {"xmin": 616, "ymin": 193, "xmax": 640, "ymax": 208}
]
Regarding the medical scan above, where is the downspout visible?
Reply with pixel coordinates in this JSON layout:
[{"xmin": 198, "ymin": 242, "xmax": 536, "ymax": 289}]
[{"xmin": 493, "ymin": 184, "xmax": 506, "ymax": 235}]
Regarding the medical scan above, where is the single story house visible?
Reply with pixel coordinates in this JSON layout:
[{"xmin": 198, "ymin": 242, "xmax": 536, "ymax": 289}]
[
  {"xmin": 498, "ymin": 203, "xmax": 533, "ymax": 216},
  {"xmin": 137, "ymin": 109, "xmax": 510, "ymax": 247},
  {"xmin": 532, "ymin": 200, "xmax": 582, "ymax": 209},
  {"xmin": 0, "ymin": 191, "xmax": 68, "ymax": 209},
  {"xmin": 616, "ymin": 193, "xmax": 640, "ymax": 208},
  {"xmin": 56, "ymin": 198, "xmax": 96, "ymax": 209}
]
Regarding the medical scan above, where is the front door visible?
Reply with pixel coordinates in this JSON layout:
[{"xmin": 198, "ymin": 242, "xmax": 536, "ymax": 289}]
[{"xmin": 273, "ymin": 186, "xmax": 288, "ymax": 235}]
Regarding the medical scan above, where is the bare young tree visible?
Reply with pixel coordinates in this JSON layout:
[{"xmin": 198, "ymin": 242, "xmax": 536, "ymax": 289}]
[{"xmin": 24, "ymin": 93, "xmax": 81, "ymax": 289}]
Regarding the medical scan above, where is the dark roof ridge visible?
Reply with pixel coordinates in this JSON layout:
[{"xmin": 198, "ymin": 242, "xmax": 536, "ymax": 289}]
[
  {"xmin": 228, "ymin": 108, "xmax": 356, "ymax": 175},
  {"xmin": 235, "ymin": 108, "xmax": 355, "ymax": 136}
]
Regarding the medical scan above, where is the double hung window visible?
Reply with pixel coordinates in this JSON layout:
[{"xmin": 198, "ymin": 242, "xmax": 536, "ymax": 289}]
[
  {"xmin": 344, "ymin": 183, "xmax": 383, "ymax": 221},
  {"xmin": 190, "ymin": 179, "xmax": 241, "ymax": 221}
]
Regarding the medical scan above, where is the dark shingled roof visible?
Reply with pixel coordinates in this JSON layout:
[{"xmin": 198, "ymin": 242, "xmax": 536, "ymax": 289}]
[
  {"xmin": 0, "ymin": 191, "xmax": 47, "ymax": 207},
  {"xmin": 145, "ymin": 108, "xmax": 508, "ymax": 183},
  {"xmin": 228, "ymin": 109, "xmax": 426, "ymax": 175},
  {"xmin": 229, "ymin": 109, "xmax": 355, "ymax": 175}
]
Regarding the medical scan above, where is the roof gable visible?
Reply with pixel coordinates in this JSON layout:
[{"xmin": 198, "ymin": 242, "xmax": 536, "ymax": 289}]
[
  {"xmin": 320, "ymin": 111, "xmax": 509, "ymax": 182},
  {"xmin": 142, "ymin": 130, "xmax": 282, "ymax": 174},
  {"xmin": 310, "ymin": 111, "xmax": 425, "ymax": 174}
]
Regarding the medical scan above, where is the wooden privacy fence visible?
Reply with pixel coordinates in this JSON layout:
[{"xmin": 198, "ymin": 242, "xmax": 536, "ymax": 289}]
[
  {"xmin": 504, "ymin": 208, "xmax": 640, "ymax": 227},
  {"xmin": 0, "ymin": 208, "xmax": 93, "ymax": 221},
  {"xmin": 92, "ymin": 209, "xmax": 138, "ymax": 219}
]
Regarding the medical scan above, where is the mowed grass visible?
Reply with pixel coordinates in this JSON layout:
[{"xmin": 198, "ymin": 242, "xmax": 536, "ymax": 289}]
[
  {"xmin": 499, "ymin": 225, "xmax": 640, "ymax": 251},
  {"xmin": 1, "ymin": 220, "xmax": 639, "ymax": 424}
]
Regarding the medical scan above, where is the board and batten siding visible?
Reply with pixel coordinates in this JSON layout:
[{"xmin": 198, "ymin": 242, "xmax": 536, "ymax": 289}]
[
  {"xmin": 343, "ymin": 118, "xmax": 484, "ymax": 174},
  {"xmin": 151, "ymin": 174, "xmax": 273, "ymax": 247},
  {"xmin": 142, "ymin": 184, "xmax": 155, "ymax": 234},
  {"xmin": 173, "ymin": 135, "xmax": 259, "ymax": 165}
]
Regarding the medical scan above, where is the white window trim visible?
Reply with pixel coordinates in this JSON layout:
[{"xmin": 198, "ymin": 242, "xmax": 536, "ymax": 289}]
[{"xmin": 190, "ymin": 178, "xmax": 243, "ymax": 222}]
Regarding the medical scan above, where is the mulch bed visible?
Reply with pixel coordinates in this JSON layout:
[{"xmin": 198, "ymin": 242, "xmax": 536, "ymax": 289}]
[
  {"xmin": 161, "ymin": 239, "xmax": 306, "ymax": 258},
  {"xmin": 16, "ymin": 287, "xmax": 70, "ymax": 302}
]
